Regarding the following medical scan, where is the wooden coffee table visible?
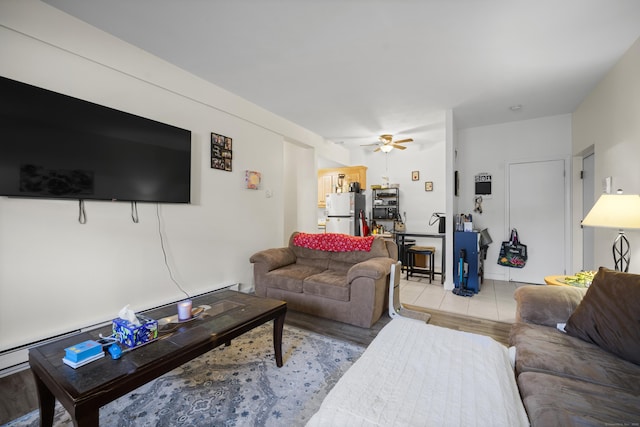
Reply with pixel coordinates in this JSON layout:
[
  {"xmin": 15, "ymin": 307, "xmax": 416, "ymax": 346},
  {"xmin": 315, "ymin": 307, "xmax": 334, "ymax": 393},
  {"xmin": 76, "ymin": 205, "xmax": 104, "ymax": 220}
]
[{"xmin": 28, "ymin": 290, "xmax": 286, "ymax": 427}]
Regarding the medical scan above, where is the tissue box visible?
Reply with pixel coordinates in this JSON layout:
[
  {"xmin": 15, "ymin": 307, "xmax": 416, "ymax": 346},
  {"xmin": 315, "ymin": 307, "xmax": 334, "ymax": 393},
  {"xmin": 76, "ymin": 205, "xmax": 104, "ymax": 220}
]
[
  {"xmin": 112, "ymin": 314, "xmax": 158, "ymax": 348},
  {"xmin": 64, "ymin": 340, "xmax": 103, "ymax": 363}
]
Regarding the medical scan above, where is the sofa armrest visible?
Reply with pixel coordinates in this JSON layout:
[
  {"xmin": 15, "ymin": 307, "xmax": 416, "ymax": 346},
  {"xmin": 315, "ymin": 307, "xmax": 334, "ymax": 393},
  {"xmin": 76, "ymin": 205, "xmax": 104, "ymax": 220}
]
[
  {"xmin": 514, "ymin": 285, "xmax": 586, "ymax": 326},
  {"xmin": 249, "ymin": 247, "xmax": 296, "ymax": 271},
  {"xmin": 347, "ymin": 257, "xmax": 393, "ymax": 282}
]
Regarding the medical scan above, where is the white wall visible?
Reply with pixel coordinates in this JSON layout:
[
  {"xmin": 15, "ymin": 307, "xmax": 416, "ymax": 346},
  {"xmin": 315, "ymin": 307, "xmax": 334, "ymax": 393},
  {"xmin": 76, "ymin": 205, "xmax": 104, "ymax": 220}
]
[
  {"xmin": 572, "ymin": 37, "xmax": 640, "ymax": 273},
  {"xmin": 457, "ymin": 115, "xmax": 572, "ymax": 281},
  {"xmin": 284, "ymin": 141, "xmax": 318, "ymax": 239},
  {"xmin": 350, "ymin": 133, "xmax": 448, "ymax": 276},
  {"xmin": 352, "ymin": 143, "xmax": 447, "ymax": 229},
  {"xmin": 0, "ymin": 1, "xmax": 347, "ymax": 356}
]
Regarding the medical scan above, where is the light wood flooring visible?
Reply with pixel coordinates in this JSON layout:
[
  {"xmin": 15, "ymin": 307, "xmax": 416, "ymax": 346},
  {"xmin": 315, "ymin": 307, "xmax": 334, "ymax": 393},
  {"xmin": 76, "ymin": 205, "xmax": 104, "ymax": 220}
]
[{"xmin": 0, "ymin": 307, "xmax": 512, "ymax": 424}]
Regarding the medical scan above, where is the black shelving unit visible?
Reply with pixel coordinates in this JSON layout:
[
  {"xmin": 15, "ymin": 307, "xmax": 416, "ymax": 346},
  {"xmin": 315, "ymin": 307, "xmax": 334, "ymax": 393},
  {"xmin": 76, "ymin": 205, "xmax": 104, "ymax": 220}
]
[{"xmin": 372, "ymin": 188, "xmax": 399, "ymax": 221}]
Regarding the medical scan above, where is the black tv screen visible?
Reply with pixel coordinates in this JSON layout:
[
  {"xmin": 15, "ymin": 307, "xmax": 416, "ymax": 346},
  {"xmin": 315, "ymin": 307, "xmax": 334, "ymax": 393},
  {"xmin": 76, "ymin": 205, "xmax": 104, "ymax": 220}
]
[{"xmin": 0, "ymin": 76, "xmax": 191, "ymax": 203}]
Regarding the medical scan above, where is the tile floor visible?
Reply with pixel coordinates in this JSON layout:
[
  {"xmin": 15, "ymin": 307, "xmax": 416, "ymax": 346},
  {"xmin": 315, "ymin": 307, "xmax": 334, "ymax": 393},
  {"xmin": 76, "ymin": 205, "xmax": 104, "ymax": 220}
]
[{"xmin": 399, "ymin": 276, "xmax": 531, "ymax": 323}]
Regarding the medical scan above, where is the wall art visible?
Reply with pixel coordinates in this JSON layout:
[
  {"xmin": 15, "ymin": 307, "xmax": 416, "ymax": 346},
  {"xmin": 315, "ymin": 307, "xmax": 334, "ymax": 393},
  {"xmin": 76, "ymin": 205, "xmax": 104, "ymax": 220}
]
[
  {"xmin": 425, "ymin": 181, "xmax": 433, "ymax": 191},
  {"xmin": 245, "ymin": 170, "xmax": 261, "ymax": 189},
  {"xmin": 412, "ymin": 171, "xmax": 419, "ymax": 181},
  {"xmin": 211, "ymin": 132, "xmax": 232, "ymax": 171}
]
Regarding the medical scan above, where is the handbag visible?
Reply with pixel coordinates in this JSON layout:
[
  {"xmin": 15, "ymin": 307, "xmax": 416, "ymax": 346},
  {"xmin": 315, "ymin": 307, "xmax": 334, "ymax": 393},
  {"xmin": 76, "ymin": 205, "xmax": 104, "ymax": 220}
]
[{"xmin": 497, "ymin": 228, "xmax": 528, "ymax": 268}]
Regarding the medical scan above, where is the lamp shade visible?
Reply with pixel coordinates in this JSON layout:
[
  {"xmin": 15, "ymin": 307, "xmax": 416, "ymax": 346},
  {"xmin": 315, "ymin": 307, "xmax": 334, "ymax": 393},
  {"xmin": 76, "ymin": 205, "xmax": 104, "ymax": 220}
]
[
  {"xmin": 380, "ymin": 145, "xmax": 393, "ymax": 153},
  {"xmin": 582, "ymin": 194, "xmax": 640, "ymax": 230}
]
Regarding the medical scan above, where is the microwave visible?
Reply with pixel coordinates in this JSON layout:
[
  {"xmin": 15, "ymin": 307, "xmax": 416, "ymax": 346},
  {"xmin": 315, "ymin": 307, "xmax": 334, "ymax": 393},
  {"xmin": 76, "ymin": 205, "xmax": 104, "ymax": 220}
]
[{"xmin": 373, "ymin": 206, "xmax": 397, "ymax": 219}]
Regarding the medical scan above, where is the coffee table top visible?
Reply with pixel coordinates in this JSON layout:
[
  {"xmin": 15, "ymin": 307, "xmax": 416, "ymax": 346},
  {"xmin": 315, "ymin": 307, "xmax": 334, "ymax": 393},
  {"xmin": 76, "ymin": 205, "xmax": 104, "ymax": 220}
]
[{"xmin": 29, "ymin": 290, "xmax": 286, "ymax": 400}]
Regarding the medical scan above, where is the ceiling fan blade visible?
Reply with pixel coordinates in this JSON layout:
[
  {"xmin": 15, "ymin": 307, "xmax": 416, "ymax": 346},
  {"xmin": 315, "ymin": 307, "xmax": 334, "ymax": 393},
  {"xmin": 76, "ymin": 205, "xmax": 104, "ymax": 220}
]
[
  {"xmin": 360, "ymin": 143, "xmax": 380, "ymax": 146},
  {"xmin": 374, "ymin": 147, "xmax": 381, "ymax": 152},
  {"xmin": 392, "ymin": 144, "xmax": 407, "ymax": 150},
  {"xmin": 393, "ymin": 138, "xmax": 413, "ymax": 144}
]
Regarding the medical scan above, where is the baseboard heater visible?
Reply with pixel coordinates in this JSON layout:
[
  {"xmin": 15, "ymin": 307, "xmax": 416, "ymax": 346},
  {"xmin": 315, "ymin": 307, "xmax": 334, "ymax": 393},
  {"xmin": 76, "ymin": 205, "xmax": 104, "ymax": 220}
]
[
  {"xmin": 0, "ymin": 326, "xmax": 101, "ymax": 377},
  {"xmin": 0, "ymin": 284, "xmax": 241, "ymax": 377}
]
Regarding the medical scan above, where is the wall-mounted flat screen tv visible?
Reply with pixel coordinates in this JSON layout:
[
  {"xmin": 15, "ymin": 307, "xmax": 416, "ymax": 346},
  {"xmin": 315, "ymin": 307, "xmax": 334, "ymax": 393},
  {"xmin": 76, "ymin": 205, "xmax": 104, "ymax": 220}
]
[{"xmin": 0, "ymin": 76, "xmax": 191, "ymax": 203}]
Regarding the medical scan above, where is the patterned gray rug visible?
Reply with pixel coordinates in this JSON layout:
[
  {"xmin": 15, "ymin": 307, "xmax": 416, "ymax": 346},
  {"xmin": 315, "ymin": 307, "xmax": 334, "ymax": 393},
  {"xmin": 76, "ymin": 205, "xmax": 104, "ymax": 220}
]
[{"xmin": 5, "ymin": 324, "xmax": 364, "ymax": 427}]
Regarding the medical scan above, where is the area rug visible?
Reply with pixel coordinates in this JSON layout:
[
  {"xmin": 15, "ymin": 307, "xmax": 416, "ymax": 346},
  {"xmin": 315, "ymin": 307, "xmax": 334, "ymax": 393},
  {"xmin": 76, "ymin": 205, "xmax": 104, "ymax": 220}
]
[{"xmin": 5, "ymin": 324, "xmax": 364, "ymax": 427}]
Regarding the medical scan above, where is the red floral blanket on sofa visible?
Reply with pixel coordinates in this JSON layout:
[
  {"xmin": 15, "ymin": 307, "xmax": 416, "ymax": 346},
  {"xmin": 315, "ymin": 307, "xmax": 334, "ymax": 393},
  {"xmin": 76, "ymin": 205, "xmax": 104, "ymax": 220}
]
[{"xmin": 293, "ymin": 233, "xmax": 375, "ymax": 252}]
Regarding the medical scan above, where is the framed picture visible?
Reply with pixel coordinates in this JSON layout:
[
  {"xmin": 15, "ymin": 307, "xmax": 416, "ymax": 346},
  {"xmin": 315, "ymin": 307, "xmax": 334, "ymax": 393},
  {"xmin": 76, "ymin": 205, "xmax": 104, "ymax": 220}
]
[
  {"xmin": 245, "ymin": 170, "xmax": 261, "ymax": 189},
  {"xmin": 412, "ymin": 171, "xmax": 419, "ymax": 181},
  {"xmin": 211, "ymin": 132, "xmax": 232, "ymax": 171},
  {"xmin": 425, "ymin": 181, "xmax": 433, "ymax": 192}
]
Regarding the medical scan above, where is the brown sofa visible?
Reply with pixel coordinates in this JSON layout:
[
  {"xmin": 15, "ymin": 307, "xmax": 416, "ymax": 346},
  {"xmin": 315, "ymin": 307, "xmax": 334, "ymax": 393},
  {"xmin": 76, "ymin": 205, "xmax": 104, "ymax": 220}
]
[
  {"xmin": 249, "ymin": 232, "xmax": 398, "ymax": 328},
  {"xmin": 510, "ymin": 267, "xmax": 640, "ymax": 426}
]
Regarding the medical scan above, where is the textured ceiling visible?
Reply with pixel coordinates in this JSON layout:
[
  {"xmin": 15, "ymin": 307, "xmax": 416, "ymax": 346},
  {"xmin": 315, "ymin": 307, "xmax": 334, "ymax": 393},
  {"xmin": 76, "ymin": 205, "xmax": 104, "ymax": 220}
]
[{"xmin": 43, "ymin": 0, "xmax": 640, "ymax": 149}]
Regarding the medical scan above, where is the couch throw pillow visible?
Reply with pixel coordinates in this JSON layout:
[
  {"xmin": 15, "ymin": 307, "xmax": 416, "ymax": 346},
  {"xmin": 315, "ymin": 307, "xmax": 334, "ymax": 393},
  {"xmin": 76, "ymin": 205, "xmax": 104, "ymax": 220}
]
[{"xmin": 565, "ymin": 267, "xmax": 640, "ymax": 365}]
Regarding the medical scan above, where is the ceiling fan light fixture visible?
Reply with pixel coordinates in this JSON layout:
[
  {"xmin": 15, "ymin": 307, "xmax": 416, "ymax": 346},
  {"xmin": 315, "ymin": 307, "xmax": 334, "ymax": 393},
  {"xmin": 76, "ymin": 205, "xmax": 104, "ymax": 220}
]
[{"xmin": 380, "ymin": 145, "xmax": 393, "ymax": 153}]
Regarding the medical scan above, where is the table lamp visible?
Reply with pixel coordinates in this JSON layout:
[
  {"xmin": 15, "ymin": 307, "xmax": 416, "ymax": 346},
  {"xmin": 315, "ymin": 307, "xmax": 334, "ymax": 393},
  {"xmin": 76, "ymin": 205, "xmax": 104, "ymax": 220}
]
[{"xmin": 581, "ymin": 191, "xmax": 640, "ymax": 272}]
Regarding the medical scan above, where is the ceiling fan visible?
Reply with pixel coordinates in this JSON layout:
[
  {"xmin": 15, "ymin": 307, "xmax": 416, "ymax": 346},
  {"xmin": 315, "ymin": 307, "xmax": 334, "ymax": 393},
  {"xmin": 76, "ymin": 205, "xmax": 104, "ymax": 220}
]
[{"xmin": 361, "ymin": 134, "xmax": 413, "ymax": 152}]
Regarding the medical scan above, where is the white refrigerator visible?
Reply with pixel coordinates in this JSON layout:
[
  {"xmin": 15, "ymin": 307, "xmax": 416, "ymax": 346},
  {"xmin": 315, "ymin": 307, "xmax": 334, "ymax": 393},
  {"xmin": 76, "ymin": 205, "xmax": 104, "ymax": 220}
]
[{"xmin": 325, "ymin": 192, "xmax": 366, "ymax": 235}]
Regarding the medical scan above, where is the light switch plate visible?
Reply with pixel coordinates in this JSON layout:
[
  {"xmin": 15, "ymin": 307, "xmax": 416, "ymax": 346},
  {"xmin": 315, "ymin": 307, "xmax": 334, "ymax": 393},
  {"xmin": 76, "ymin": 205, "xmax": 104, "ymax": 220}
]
[{"xmin": 603, "ymin": 176, "xmax": 612, "ymax": 194}]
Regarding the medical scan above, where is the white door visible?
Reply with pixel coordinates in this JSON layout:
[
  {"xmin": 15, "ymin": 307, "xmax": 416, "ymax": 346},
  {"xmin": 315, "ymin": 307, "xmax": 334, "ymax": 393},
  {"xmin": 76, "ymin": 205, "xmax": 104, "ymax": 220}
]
[
  {"xmin": 507, "ymin": 159, "xmax": 566, "ymax": 284},
  {"xmin": 325, "ymin": 217, "xmax": 354, "ymax": 235}
]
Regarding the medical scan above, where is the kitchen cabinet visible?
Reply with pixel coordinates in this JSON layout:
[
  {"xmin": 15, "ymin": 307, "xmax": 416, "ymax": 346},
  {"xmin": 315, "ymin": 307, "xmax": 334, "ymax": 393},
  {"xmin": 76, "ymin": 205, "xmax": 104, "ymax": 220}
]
[{"xmin": 317, "ymin": 166, "xmax": 367, "ymax": 207}]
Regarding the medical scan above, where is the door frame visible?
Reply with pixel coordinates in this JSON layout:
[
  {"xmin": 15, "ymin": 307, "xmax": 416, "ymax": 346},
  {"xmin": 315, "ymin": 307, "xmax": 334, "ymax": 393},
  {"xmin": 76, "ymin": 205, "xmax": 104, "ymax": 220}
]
[
  {"xmin": 504, "ymin": 155, "xmax": 572, "ymax": 281},
  {"xmin": 582, "ymin": 152, "xmax": 596, "ymax": 270}
]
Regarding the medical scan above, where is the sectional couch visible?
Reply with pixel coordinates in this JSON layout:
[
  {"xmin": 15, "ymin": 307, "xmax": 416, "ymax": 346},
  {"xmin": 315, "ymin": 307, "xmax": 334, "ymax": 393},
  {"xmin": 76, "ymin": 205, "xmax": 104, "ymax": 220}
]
[
  {"xmin": 510, "ymin": 267, "xmax": 640, "ymax": 426},
  {"xmin": 250, "ymin": 232, "xmax": 397, "ymax": 328}
]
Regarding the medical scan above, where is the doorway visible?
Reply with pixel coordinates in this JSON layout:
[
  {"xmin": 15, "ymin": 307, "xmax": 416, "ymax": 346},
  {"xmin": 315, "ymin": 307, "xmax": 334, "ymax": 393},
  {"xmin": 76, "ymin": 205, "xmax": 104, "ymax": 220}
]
[{"xmin": 507, "ymin": 159, "xmax": 566, "ymax": 284}]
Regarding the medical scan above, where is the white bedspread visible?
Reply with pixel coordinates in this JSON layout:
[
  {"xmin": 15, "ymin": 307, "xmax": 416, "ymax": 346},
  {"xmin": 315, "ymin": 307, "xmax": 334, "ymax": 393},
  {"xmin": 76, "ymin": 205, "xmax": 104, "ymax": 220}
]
[{"xmin": 306, "ymin": 317, "xmax": 529, "ymax": 427}]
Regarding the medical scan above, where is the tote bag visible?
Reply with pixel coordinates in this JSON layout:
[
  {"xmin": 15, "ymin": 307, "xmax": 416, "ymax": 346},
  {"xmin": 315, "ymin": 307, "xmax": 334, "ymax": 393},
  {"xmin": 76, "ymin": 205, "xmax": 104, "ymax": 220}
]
[{"xmin": 497, "ymin": 228, "xmax": 527, "ymax": 268}]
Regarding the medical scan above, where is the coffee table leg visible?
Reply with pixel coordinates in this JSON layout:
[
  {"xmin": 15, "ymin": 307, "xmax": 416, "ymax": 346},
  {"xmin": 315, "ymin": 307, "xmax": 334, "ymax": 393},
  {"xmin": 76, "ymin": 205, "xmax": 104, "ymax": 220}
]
[
  {"xmin": 273, "ymin": 310, "xmax": 286, "ymax": 367},
  {"xmin": 33, "ymin": 373, "xmax": 55, "ymax": 427},
  {"xmin": 74, "ymin": 408, "xmax": 99, "ymax": 427}
]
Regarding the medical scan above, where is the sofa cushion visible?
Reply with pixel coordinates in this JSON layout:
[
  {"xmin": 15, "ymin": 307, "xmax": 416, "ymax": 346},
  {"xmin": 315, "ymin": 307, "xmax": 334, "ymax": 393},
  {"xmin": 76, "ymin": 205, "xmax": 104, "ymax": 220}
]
[
  {"xmin": 510, "ymin": 322, "xmax": 640, "ymax": 394},
  {"xmin": 565, "ymin": 267, "xmax": 640, "ymax": 365},
  {"xmin": 517, "ymin": 371, "xmax": 640, "ymax": 427},
  {"xmin": 262, "ymin": 264, "xmax": 326, "ymax": 293},
  {"xmin": 513, "ymin": 285, "xmax": 586, "ymax": 326},
  {"xmin": 288, "ymin": 233, "xmax": 331, "ymax": 269},
  {"xmin": 303, "ymin": 271, "xmax": 350, "ymax": 302},
  {"xmin": 327, "ymin": 237, "xmax": 390, "ymax": 271}
]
